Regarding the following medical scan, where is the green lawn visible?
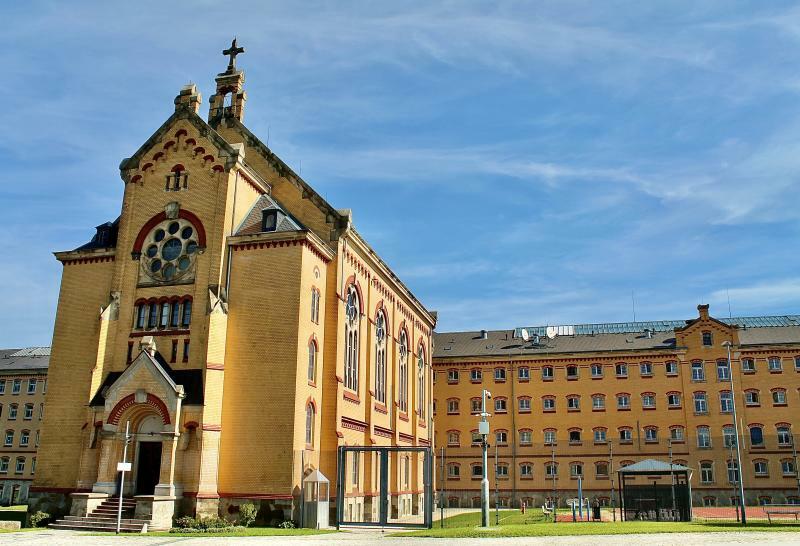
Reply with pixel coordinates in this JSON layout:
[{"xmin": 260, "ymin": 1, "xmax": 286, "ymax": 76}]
[
  {"xmin": 400, "ymin": 510, "xmax": 800, "ymax": 538},
  {"xmin": 0, "ymin": 505, "xmax": 26, "ymax": 511},
  {"xmin": 144, "ymin": 528, "xmax": 336, "ymax": 537}
]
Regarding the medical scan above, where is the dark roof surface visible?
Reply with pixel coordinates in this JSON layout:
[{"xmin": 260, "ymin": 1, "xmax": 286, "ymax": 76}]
[
  {"xmin": 89, "ymin": 351, "xmax": 203, "ymax": 406},
  {"xmin": 235, "ymin": 194, "xmax": 305, "ymax": 235},
  {"xmin": 436, "ymin": 315, "xmax": 800, "ymax": 358},
  {"xmin": 74, "ymin": 217, "xmax": 120, "ymax": 251},
  {"xmin": 0, "ymin": 347, "xmax": 50, "ymax": 373}
]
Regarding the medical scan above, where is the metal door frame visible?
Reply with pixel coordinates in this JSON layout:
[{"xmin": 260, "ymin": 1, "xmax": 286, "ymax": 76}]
[{"xmin": 336, "ymin": 445, "xmax": 433, "ymax": 529}]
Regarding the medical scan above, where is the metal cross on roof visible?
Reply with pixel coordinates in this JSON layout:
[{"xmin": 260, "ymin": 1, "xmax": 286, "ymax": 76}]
[{"xmin": 223, "ymin": 38, "xmax": 245, "ymax": 72}]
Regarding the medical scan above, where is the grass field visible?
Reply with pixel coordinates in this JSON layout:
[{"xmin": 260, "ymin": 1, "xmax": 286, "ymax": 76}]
[
  {"xmin": 400, "ymin": 510, "xmax": 800, "ymax": 538},
  {"xmin": 143, "ymin": 528, "xmax": 336, "ymax": 537}
]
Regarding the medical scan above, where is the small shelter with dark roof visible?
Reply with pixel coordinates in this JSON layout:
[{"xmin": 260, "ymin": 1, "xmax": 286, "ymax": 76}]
[{"xmin": 618, "ymin": 459, "xmax": 693, "ymax": 522}]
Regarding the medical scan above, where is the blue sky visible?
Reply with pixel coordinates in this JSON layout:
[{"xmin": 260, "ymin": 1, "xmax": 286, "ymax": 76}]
[{"xmin": 3, "ymin": 1, "xmax": 800, "ymax": 347}]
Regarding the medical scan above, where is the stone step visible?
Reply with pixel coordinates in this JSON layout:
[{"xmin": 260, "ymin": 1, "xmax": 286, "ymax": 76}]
[
  {"xmin": 49, "ymin": 521, "xmax": 146, "ymax": 533},
  {"xmin": 63, "ymin": 515, "xmax": 151, "ymax": 525}
]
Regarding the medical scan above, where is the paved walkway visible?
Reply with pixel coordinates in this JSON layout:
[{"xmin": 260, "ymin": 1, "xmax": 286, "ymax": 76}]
[{"xmin": 1, "ymin": 530, "xmax": 800, "ymax": 545}]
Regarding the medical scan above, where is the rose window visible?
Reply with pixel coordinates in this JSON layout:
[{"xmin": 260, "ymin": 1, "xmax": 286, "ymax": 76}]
[{"xmin": 141, "ymin": 219, "xmax": 199, "ymax": 282}]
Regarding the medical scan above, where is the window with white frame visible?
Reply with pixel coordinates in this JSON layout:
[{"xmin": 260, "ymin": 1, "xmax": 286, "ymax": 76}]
[
  {"xmin": 398, "ymin": 330, "xmax": 409, "ymax": 412},
  {"xmin": 719, "ymin": 391, "xmax": 732, "ymax": 413},
  {"xmin": 520, "ymin": 463, "xmax": 533, "ymax": 477},
  {"xmin": 667, "ymin": 393, "xmax": 681, "ymax": 407},
  {"xmin": 470, "ymin": 399, "xmax": 481, "ymax": 413},
  {"xmin": 351, "ymin": 451, "xmax": 360, "ymax": 486},
  {"xmin": 617, "ymin": 394, "xmax": 630, "ymax": 409},
  {"xmin": 11, "ymin": 380, "xmax": 20, "ymax": 394},
  {"xmin": 782, "ymin": 459, "xmax": 796, "ymax": 475},
  {"xmin": 768, "ymin": 356, "xmax": 782, "ymax": 372},
  {"xmin": 518, "ymin": 367, "xmax": 529, "ymax": 380},
  {"xmin": 495, "ymin": 398, "xmax": 507, "ymax": 412},
  {"xmin": 594, "ymin": 428, "xmax": 607, "ymax": 443},
  {"xmin": 542, "ymin": 397, "xmax": 555, "ymax": 411},
  {"xmin": 727, "ymin": 460, "xmax": 740, "ymax": 484},
  {"xmin": 773, "ymin": 390, "xmax": 787, "ymax": 405},
  {"xmin": 0, "ymin": 457, "xmax": 8, "ymax": 473},
  {"xmin": 700, "ymin": 462, "xmax": 714, "ymax": 483},
  {"xmin": 447, "ymin": 369, "xmax": 459, "ymax": 382},
  {"xmin": 23, "ymin": 403, "xmax": 32, "ymax": 420},
  {"xmin": 545, "ymin": 462, "xmax": 558, "ymax": 477},
  {"xmin": 519, "ymin": 398, "xmax": 531, "ymax": 412},
  {"xmin": 417, "ymin": 346, "xmax": 426, "ymax": 418},
  {"xmin": 670, "ymin": 427, "xmax": 684, "ymax": 442},
  {"xmin": 470, "ymin": 368, "xmax": 482, "ymax": 382},
  {"xmin": 541, "ymin": 366, "xmax": 553, "ymax": 380},
  {"xmin": 570, "ymin": 462, "xmax": 583, "ymax": 477},
  {"xmin": 8, "ymin": 404, "xmax": 17, "ymax": 420},
  {"xmin": 745, "ymin": 390, "xmax": 760, "ymax": 405},
  {"xmin": 496, "ymin": 430, "xmax": 508, "ymax": 445},
  {"xmin": 754, "ymin": 460, "xmax": 768, "ymax": 476},
  {"xmin": 14, "ymin": 457, "xmax": 24, "ymax": 474},
  {"xmin": 569, "ymin": 430, "xmax": 582, "ymax": 443},
  {"xmin": 723, "ymin": 425, "xmax": 737, "ymax": 448},
  {"xmin": 777, "ymin": 426, "xmax": 792, "ymax": 446},
  {"xmin": 494, "ymin": 367, "xmax": 506, "ymax": 381},
  {"xmin": 795, "ymin": 356, "xmax": 800, "ymax": 371},
  {"xmin": 591, "ymin": 364, "xmax": 603, "ymax": 377},
  {"xmin": 447, "ymin": 399, "xmax": 459, "ymax": 414},
  {"xmin": 691, "ymin": 361, "xmax": 705, "ymax": 381},
  {"xmin": 566, "ymin": 365, "xmax": 578, "ymax": 379},
  {"xmin": 694, "ymin": 392, "xmax": 707, "ymax": 413},
  {"xmin": 697, "ymin": 426, "xmax": 711, "ymax": 448},
  {"xmin": 447, "ymin": 431, "xmax": 460, "ymax": 446},
  {"xmin": 644, "ymin": 427, "xmax": 658, "ymax": 442},
  {"xmin": 447, "ymin": 463, "xmax": 460, "ymax": 478},
  {"xmin": 307, "ymin": 340, "xmax": 317, "ymax": 383},
  {"xmin": 665, "ymin": 361, "xmax": 678, "ymax": 375},
  {"xmin": 641, "ymin": 393, "xmax": 655, "ymax": 409},
  {"xmin": 567, "ymin": 396, "xmax": 580, "ymax": 410},
  {"xmin": 19, "ymin": 430, "xmax": 29, "ymax": 447},
  {"xmin": 619, "ymin": 428, "xmax": 632, "ymax": 442},
  {"xmin": 596, "ymin": 462, "xmax": 609, "ymax": 477},
  {"xmin": 3, "ymin": 431, "xmax": 12, "ymax": 446},
  {"xmin": 716, "ymin": 360, "xmax": 730, "ymax": 381},
  {"xmin": 640, "ymin": 362, "xmax": 653, "ymax": 376},
  {"xmin": 496, "ymin": 464, "xmax": 509, "ymax": 478},
  {"xmin": 544, "ymin": 430, "xmax": 556, "ymax": 444},
  {"xmin": 305, "ymin": 403, "xmax": 314, "ymax": 446},
  {"xmin": 471, "ymin": 464, "xmax": 483, "ymax": 478},
  {"xmin": 615, "ymin": 363, "xmax": 628, "ymax": 377},
  {"xmin": 742, "ymin": 358, "xmax": 755, "ymax": 372},
  {"xmin": 26, "ymin": 379, "xmax": 36, "ymax": 394},
  {"xmin": 519, "ymin": 430, "xmax": 532, "ymax": 445},
  {"xmin": 592, "ymin": 394, "xmax": 605, "ymax": 410},
  {"xmin": 0, "ymin": 380, "xmax": 5, "ymax": 395}
]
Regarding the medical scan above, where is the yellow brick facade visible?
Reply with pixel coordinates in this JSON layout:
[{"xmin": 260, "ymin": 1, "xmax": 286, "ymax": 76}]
[
  {"xmin": 433, "ymin": 305, "xmax": 800, "ymax": 508},
  {"xmin": 29, "ymin": 49, "xmax": 435, "ymax": 526}
]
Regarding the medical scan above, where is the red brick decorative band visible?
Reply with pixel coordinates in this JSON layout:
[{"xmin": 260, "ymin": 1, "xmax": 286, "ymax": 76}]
[
  {"xmin": 107, "ymin": 393, "xmax": 171, "ymax": 425},
  {"xmin": 341, "ymin": 416, "xmax": 368, "ymax": 432}
]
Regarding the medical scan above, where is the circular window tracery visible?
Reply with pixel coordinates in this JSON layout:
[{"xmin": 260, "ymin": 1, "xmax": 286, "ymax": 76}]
[{"xmin": 141, "ymin": 219, "xmax": 199, "ymax": 283}]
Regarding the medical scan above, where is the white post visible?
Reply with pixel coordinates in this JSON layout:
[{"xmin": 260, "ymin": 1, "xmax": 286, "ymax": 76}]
[
  {"xmin": 116, "ymin": 421, "xmax": 131, "ymax": 534},
  {"xmin": 480, "ymin": 389, "xmax": 492, "ymax": 527},
  {"xmin": 724, "ymin": 341, "xmax": 747, "ymax": 525}
]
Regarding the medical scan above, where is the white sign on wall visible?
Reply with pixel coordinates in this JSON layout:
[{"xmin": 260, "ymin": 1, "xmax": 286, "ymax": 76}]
[{"xmin": 117, "ymin": 462, "xmax": 132, "ymax": 472}]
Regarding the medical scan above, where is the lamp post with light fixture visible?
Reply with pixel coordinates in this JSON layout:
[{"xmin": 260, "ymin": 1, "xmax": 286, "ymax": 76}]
[
  {"xmin": 480, "ymin": 389, "xmax": 492, "ymax": 527},
  {"xmin": 722, "ymin": 340, "xmax": 747, "ymax": 525}
]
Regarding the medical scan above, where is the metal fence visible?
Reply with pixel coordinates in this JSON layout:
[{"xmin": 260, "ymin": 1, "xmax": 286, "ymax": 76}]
[{"xmin": 434, "ymin": 434, "xmax": 800, "ymax": 524}]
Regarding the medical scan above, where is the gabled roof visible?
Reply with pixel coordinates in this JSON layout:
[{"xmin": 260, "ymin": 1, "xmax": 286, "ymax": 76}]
[
  {"xmin": 74, "ymin": 217, "xmax": 120, "ymax": 251},
  {"xmin": 0, "ymin": 347, "xmax": 50, "ymax": 373},
  {"xmin": 235, "ymin": 194, "xmax": 306, "ymax": 235},
  {"xmin": 618, "ymin": 458, "xmax": 691, "ymax": 474},
  {"xmin": 89, "ymin": 351, "xmax": 203, "ymax": 406},
  {"xmin": 119, "ymin": 105, "xmax": 239, "ymax": 173},
  {"xmin": 211, "ymin": 116, "xmax": 346, "ymax": 227}
]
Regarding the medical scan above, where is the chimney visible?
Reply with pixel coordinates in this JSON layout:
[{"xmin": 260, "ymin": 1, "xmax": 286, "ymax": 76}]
[
  {"xmin": 174, "ymin": 83, "xmax": 202, "ymax": 114},
  {"xmin": 698, "ymin": 304, "xmax": 710, "ymax": 320},
  {"xmin": 480, "ymin": 330, "xmax": 488, "ymax": 340},
  {"xmin": 644, "ymin": 328, "xmax": 653, "ymax": 339}
]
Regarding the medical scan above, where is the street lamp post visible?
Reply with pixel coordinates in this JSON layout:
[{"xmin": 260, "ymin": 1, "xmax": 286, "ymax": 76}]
[
  {"xmin": 480, "ymin": 389, "xmax": 492, "ymax": 527},
  {"xmin": 723, "ymin": 341, "xmax": 747, "ymax": 525}
]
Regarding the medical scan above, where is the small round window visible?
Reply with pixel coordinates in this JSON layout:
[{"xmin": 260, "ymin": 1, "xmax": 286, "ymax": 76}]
[{"xmin": 141, "ymin": 219, "xmax": 199, "ymax": 283}]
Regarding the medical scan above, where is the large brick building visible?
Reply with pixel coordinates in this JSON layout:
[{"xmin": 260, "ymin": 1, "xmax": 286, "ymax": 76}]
[
  {"xmin": 29, "ymin": 43, "xmax": 435, "ymax": 529},
  {"xmin": 432, "ymin": 305, "xmax": 800, "ymax": 508},
  {"xmin": 0, "ymin": 348, "xmax": 49, "ymax": 505}
]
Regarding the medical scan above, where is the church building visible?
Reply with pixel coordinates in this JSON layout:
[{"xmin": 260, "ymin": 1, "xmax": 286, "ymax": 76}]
[{"xmin": 29, "ymin": 41, "xmax": 436, "ymax": 529}]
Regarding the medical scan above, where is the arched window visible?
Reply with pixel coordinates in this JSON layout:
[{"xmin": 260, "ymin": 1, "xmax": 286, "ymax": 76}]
[
  {"xmin": 375, "ymin": 311, "xmax": 387, "ymax": 404},
  {"xmin": 417, "ymin": 344, "xmax": 426, "ymax": 418},
  {"xmin": 19, "ymin": 430, "xmax": 29, "ymax": 447},
  {"xmin": 307, "ymin": 339, "xmax": 317, "ymax": 383},
  {"xmin": 398, "ymin": 329, "xmax": 408, "ymax": 413},
  {"xmin": 305, "ymin": 403, "xmax": 315, "ymax": 446},
  {"xmin": 344, "ymin": 285, "xmax": 360, "ymax": 392}
]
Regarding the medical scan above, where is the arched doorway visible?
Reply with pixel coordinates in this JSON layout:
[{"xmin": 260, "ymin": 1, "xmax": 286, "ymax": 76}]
[{"xmin": 134, "ymin": 415, "xmax": 163, "ymax": 495}]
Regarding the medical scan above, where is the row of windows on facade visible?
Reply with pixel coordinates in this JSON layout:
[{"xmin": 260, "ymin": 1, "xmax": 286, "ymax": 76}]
[
  {"xmin": 445, "ymin": 495, "xmax": 797, "ymax": 509},
  {"xmin": 126, "ymin": 339, "xmax": 190, "ymax": 364},
  {"xmin": 444, "ymin": 424, "xmax": 795, "ymax": 448},
  {"xmin": 0, "ymin": 403, "xmax": 43, "ymax": 421},
  {"xmin": 0, "ymin": 456, "xmax": 35, "ymax": 475},
  {"xmin": 441, "ymin": 357, "xmax": 800, "ymax": 384},
  {"xmin": 0, "ymin": 378, "xmax": 45, "ymax": 396},
  {"xmin": 2, "ymin": 429, "xmax": 39, "ymax": 448},
  {"xmin": 133, "ymin": 299, "xmax": 192, "ymax": 330},
  {"xmin": 441, "ymin": 387, "xmax": 793, "ymax": 415},
  {"xmin": 445, "ymin": 458, "xmax": 797, "ymax": 482},
  {"xmin": 342, "ymin": 286, "xmax": 427, "ymax": 417}
]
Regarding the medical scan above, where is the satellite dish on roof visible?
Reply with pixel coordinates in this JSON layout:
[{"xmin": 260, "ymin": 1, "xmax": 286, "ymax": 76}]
[
  {"xmin": 521, "ymin": 329, "xmax": 530, "ymax": 342},
  {"xmin": 546, "ymin": 326, "xmax": 558, "ymax": 339}
]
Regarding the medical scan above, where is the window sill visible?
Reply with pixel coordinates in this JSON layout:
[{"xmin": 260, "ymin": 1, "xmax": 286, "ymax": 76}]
[
  {"xmin": 398, "ymin": 412, "xmax": 409, "ymax": 422},
  {"xmin": 518, "ymin": 378, "xmax": 530, "ymax": 383},
  {"xmin": 742, "ymin": 371, "xmax": 756, "ymax": 375},
  {"xmin": 620, "ymin": 440, "xmax": 633, "ymax": 445},
  {"xmin": 592, "ymin": 408, "xmax": 606, "ymax": 412},
  {"xmin": 745, "ymin": 404, "xmax": 761, "ymax": 408},
  {"xmin": 567, "ymin": 409, "xmax": 581, "ymax": 413},
  {"xmin": 616, "ymin": 375, "xmax": 628, "ymax": 379},
  {"xmin": 307, "ymin": 380, "xmax": 316, "ymax": 388},
  {"xmin": 520, "ymin": 476, "xmax": 533, "ymax": 481},
  {"xmin": 447, "ymin": 381, "xmax": 459, "ymax": 385},
  {"xmin": 666, "ymin": 373, "xmax": 679, "ymax": 377},
  {"xmin": 446, "ymin": 412, "xmax": 460, "ymax": 416},
  {"xmin": 668, "ymin": 406, "xmax": 682, "ymax": 410},
  {"xmin": 645, "ymin": 440, "xmax": 659, "ymax": 444},
  {"xmin": 494, "ymin": 379, "xmax": 506, "ymax": 384},
  {"xmin": 470, "ymin": 380, "xmax": 482, "ymax": 384},
  {"xmin": 520, "ymin": 443, "xmax": 532, "ymax": 447},
  {"xmin": 542, "ymin": 377, "xmax": 554, "ymax": 382},
  {"xmin": 569, "ymin": 442, "xmax": 583, "ymax": 446},
  {"xmin": 643, "ymin": 407, "xmax": 656, "ymax": 411},
  {"xmin": 495, "ymin": 410, "xmax": 508, "ymax": 415},
  {"xmin": 640, "ymin": 374, "xmax": 653, "ymax": 379},
  {"xmin": 594, "ymin": 441, "xmax": 608, "ymax": 446},
  {"xmin": 519, "ymin": 410, "xmax": 531, "ymax": 414},
  {"xmin": 447, "ymin": 444, "xmax": 460, "ymax": 448},
  {"xmin": 750, "ymin": 445, "xmax": 765, "ymax": 449},
  {"xmin": 566, "ymin": 377, "xmax": 578, "ymax": 381},
  {"xmin": 617, "ymin": 408, "xmax": 630, "ymax": 412},
  {"xmin": 773, "ymin": 404, "xmax": 788, "ymax": 408},
  {"xmin": 447, "ymin": 477, "xmax": 460, "ymax": 481},
  {"xmin": 343, "ymin": 391, "xmax": 360, "ymax": 404},
  {"xmin": 694, "ymin": 412, "xmax": 708, "ymax": 416},
  {"xmin": 373, "ymin": 403, "xmax": 388, "ymax": 414},
  {"xmin": 770, "ymin": 370, "xmax": 783, "ymax": 374}
]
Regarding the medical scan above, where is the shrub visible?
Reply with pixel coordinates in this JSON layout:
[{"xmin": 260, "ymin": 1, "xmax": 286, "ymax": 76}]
[
  {"xmin": 29, "ymin": 511, "xmax": 51, "ymax": 528},
  {"xmin": 278, "ymin": 520, "xmax": 296, "ymax": 529},
  {"xmin": 174, "ymin": 515, "xmax": 198, "ymax": 529},
  {"xmin": 197, "ymin": 516, "xmax": 230, "ymax": 530},
  {"xmin": 237, "ymin": 503, "xmax": 258, "ymax": 527}
]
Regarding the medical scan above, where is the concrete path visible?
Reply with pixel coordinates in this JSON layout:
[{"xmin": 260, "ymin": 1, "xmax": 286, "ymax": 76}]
[{"xmin": 2, "ymin": 529, "xmax": 800, "ymax": 545}]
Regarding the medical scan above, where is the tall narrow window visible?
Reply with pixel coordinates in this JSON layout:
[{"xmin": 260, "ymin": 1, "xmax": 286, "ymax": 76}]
[
  {"xmin": 398, "ymin": 329, "xmax": 408, "ymax": 413},
  {"xmin": 183, "ymin": 339, "xmax": 190, "ymax": 362},
  {"xmin": 170, "ymin": 340, "xmax": 178, "ymax": 363},
  {"xmin": 170, "ymin": 301, "xmax": 181, "ymax": 327},
  {"xmin": 148, "ymin": 302, "xmax": 158, "ymax": 328},
  {"xmin": 308, "ymin": 340, "xmax": 317, "ymax": 383},
  {"xmin": 311, "ymin": 288, "xmax": 320, "ymax": 324},
  {"xmin": 344, "ymin": 286, "xmax": 360, "ymax": 392},
  {"xmin": 305, "ymin": 403, "xmax": 315, "ymax": 446},
  {"xmin": 182, "ymin": 300, "xmax": 192, "ymax": 327},
  {"xmin": 160, "ymin": 302, "xmax": 169, "ymax": 328},
  {"xmin": 136, "ymin": 304, "xmax": 146, "ymax": 329},
  {"xmin": 375, "ymin": 312, "xmax": 387, "ymax": 404},
  {"xmin": 417, "ymin": 345, "xmax": 426, "ymax": 418}
]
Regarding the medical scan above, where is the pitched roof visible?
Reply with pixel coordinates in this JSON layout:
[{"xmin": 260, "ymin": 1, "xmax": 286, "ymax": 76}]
[
  {"xmin": 618, "ymin": 458, "xmax": 691, "ymax": 474},
  {"xmin": 0, "ymin": 347, "xmax": 50, "ymax": 373},
  {"xmin": 89, "ymin": 351, "xmax": 203, "ymax": 407},
  {"xmin": 235, "ymin": 194, "xmax": 305, "ymax": 235},
  {"xmin": 435, "ymin": 315, "xmax": 800, "ymax": 359}
]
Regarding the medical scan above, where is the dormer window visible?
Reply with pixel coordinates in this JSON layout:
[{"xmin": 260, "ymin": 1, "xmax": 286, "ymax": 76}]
[{"xmin": 262, "ymin": 209, "xmax": 278, "ymax": 232}]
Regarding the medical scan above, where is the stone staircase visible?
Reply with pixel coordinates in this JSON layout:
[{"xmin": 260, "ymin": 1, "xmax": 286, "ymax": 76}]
[{"xmin": 49, "ymin": 497, "xmax": 167, "ymax": 532}]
